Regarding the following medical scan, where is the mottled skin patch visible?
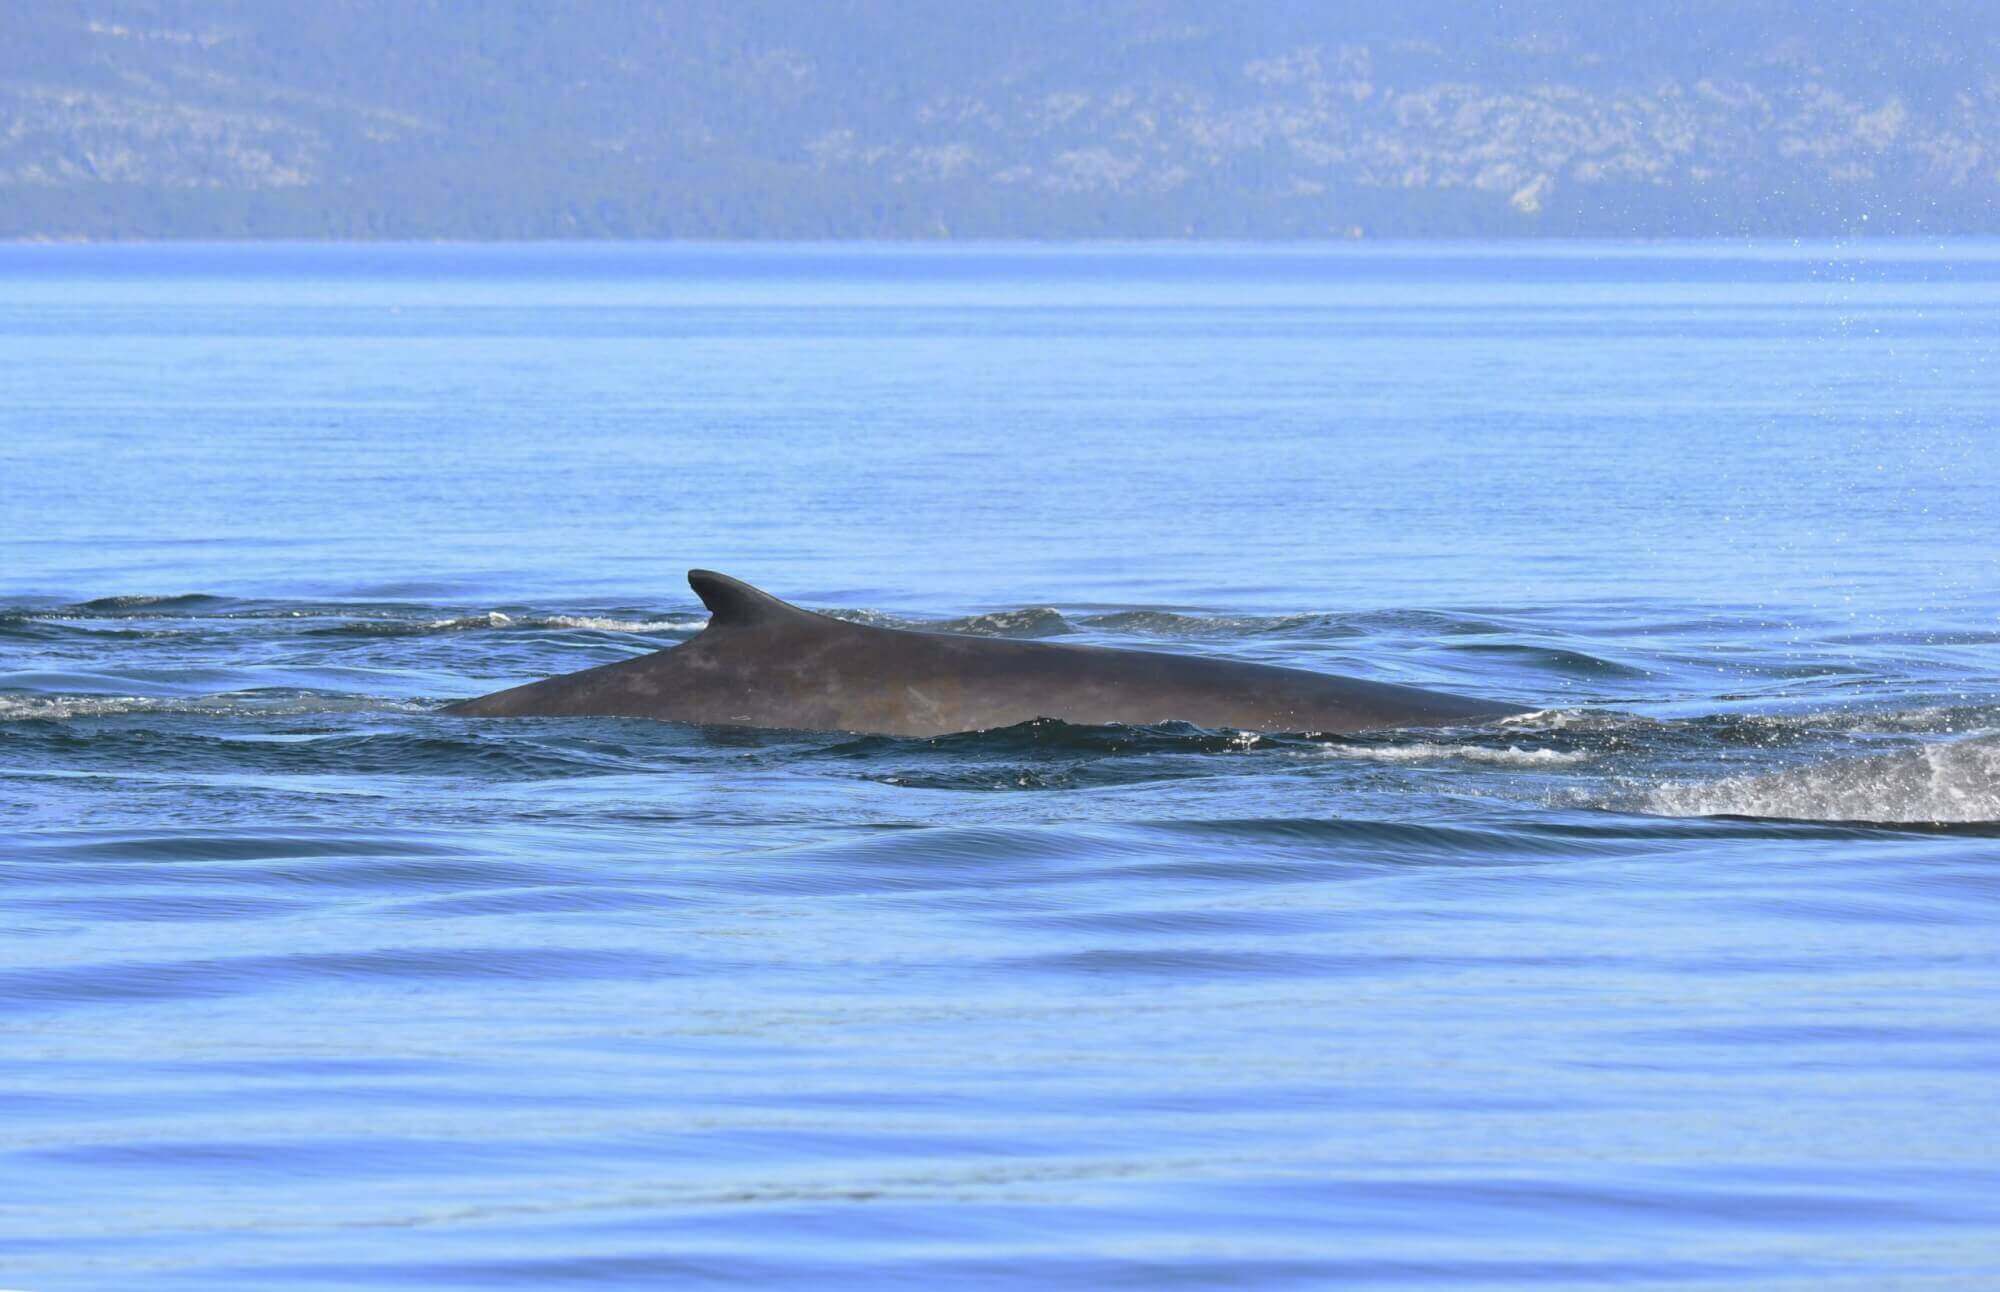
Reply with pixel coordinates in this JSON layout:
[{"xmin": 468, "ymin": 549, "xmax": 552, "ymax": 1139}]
[{"xmin": 447, "ymin": 571, "xmax": 1526, "ymax": 737}]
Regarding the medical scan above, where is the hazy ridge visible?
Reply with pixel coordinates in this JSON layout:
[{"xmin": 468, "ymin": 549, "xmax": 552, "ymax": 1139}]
[{"xmin": 5, "ymin": 0, "xmax": 1998, "ymax": 238}]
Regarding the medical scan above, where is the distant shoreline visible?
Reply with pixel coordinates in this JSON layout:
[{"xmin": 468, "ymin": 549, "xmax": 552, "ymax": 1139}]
[{"xmin": 8, "ymin": 232, "xmax": 1995, "ymax": 246}]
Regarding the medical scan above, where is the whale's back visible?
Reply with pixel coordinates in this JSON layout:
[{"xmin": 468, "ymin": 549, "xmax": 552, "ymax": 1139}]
[{"xmin": 447, "ymin": 570, "xmax": 1524, "ymax": 736}]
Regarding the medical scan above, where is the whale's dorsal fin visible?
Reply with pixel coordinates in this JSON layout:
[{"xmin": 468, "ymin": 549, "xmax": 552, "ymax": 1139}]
[{"xmin": 688, "ymin": 570, "xmax": 807, "ymax": 629}]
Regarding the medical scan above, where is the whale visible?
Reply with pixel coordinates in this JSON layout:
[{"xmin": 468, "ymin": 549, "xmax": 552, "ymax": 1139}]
[{"xmin": 446, "ymin": 570, "xmax": 1526, "ymax": 737}]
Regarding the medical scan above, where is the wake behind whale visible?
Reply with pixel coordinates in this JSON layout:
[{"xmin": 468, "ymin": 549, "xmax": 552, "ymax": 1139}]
[{"xmin": 1632, "ymin": 733, "xmax": 2000, "ymax": 826}]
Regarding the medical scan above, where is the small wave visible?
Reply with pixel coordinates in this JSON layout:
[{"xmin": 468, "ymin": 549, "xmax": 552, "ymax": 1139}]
[
  {"xmin": 937, "ymin": 607, "xmax": 1074, "ymax": 637},
  {"xmin": 1445, "ymin": 642, "xmax": 1653, "ymax": 679},
  {"xmin": 826, "ymin": 607, "xmax": 1074, "ymax": 637},
  {"xmin": 1312, "ymin": 741, "xmax": 1592, "ymax": 767},
  {"xmin": 830, "ymin": 606, "xmax": 1394, "ymax": 639},
  {"xmin": 0, "ymin": 617, "xmax": 193, "ymax": 641},
  {"xmin": 1079, "ymin": 610, "xmax": 1332, "ymax": 638},
  {"xmin": 309, "ymin": 612, "xmax": 517, "ymax": 637},
  {"xmin": 1077, "ymin": 607, "xmax": 1522, "ymax": 641},
  {"xmin": 1638, "ymin": 736, "xmax": 2000, "ymax": 825},
  {"xmin": 313, "ymin": 612, "xmax": 700, "ymax": 637}
]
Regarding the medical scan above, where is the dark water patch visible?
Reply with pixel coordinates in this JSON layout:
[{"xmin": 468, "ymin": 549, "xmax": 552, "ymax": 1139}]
[
  {"xmin": 1, "ymin": 834, "xmax": 612, "ymax": 896},
  {"xmin": 0, "ymin": 829, "xmax": 608, "ymax": 897},
  {"xmin": 0, "ymin": 947, "xmax": 691, "ymax": 1014},
  {"xmin": 1826, "ymin": 628, "xmax": 2000, "ymax": 647},
  {"xmin": 823, "ymin": 719, "xmax": 1283, "ymax": 760},
  {"xmin": 849, "ymin": 734, "xmax": 1280, "ymax": 792},
  {"xmin": 1145, "ymin": 815, "xmax": 1640, "ymax": 862},
  {"xmin": 0, "ymin": 616, "xmax": 199, "ymax": 643},
  {"xmin": 0, "ymin": 856, "xmax": 610, "ymax": 895},
  {"xmin": 864, "ymin": 763, "xmax": 1215, "ymax": 792},
  {"xmin": 1706, "ymin": 814, "xmax": 2000, "ymax": 836},
  {"xmin": 0, "ymin": 722, "xmax": 684, "ymax": 779},
  {"xmin": 820, "ymin": 719, "xmax": 1297, "ymax": 791},
  {"xmin": 12, "ymin": 829, "xmax": 476, "ymax": 864},
  {"xmin": 70, "ymin": 594, "xmax": 233, "ymax": 615},
  {"xmin": 1520, "ymin": 813, "xmax": 1981, "ymax": 844}
]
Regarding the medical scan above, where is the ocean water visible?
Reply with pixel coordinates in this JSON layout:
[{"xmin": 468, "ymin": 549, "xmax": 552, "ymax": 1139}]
[{"xmin": 2, "ymin": 242, "xmax": 1999, "ymax": 1289}]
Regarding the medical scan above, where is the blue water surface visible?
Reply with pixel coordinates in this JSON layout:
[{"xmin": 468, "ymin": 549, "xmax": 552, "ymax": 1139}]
[{"xmin": 2, "ymin": 241, "xmax": 1999, "ymax": 1288}]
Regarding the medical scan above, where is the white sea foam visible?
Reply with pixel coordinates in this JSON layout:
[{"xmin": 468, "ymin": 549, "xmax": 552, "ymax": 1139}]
[
  {"xmin": 1498, "ymin": 707, "xmax": 1650, "ymax": 733},
  {"xmin": 0, "ymin": 695, "xmax": 156, "ymax": 720},
  {"xmin": 541, "ymin": 615, "xmax": 702, "ymax": 633},
  {"xmin": 1311, "ymin": 742, "xmax": 1591, "ymax": 767},
  {"xmin": 1639, "ymin": 736, "xmax": 2000, "ymax": 824},
  {"xmin": 424, "ymin": 611, "xmax": 515, "ymax": 630}
]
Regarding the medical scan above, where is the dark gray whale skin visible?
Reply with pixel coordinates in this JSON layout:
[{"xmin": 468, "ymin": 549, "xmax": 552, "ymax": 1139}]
[{"xmin": 446, "ymin": 570, "xmax": 1527, "ymax": 737}]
